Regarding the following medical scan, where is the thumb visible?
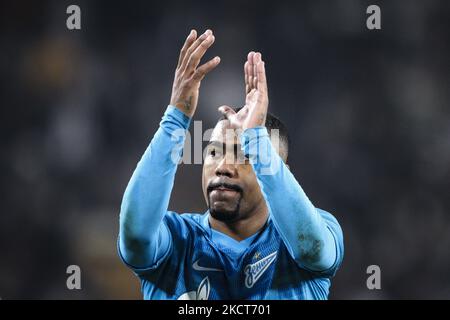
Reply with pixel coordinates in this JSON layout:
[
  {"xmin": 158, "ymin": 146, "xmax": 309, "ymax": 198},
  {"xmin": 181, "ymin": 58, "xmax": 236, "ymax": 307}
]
[{"xmin": 218, "ymin": 105, "xmax": 236, "ymax": 119}]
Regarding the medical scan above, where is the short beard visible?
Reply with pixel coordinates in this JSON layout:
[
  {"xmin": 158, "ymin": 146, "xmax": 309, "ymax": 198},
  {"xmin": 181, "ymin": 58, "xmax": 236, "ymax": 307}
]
[{"xmin": 208, "ymin": 199, "xmax": 241, "ymax": 222}]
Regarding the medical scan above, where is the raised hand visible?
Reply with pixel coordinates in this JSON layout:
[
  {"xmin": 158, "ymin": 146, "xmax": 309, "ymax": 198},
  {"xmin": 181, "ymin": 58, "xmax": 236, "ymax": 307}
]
[
  {"xmin": 218, "ymin": 51, "xmax": 268, "ymax": 130},
  {"xmin": 170, "ymin": 29, "xmax": 221, "ymax": 117}
]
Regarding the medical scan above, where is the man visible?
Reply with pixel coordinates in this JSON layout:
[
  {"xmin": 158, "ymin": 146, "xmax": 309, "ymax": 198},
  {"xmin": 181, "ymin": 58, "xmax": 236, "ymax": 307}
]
[{"xmin": 118, "ymin": 29, "xmax": 344, "ymax": 299}]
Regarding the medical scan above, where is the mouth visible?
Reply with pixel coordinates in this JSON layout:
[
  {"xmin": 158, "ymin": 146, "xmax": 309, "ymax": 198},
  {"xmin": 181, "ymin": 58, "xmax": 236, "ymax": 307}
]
[
  {"xmin": 213, "ymin": 186, "xmax": 238, "ymax": 192},
  {"xmin": 210, "ymin": 188, "xmax": 239, "ymax": 199},
  {"xmin": 207, "ymin": 181, "xmax": 243, "ymax": 218},
  {"xmin": 207, "ymin": 182, "xmax": 242, "ymax": 195},
  {"xmin": 207, "ymin": 182, "xmax": 243, "ymax": 202}
]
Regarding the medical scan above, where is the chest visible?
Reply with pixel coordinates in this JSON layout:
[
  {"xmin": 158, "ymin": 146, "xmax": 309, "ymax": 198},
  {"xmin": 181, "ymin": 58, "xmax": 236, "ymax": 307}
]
[{"xmin": 180, "ymin": 230, "xmax": 291, "ymax": 299}]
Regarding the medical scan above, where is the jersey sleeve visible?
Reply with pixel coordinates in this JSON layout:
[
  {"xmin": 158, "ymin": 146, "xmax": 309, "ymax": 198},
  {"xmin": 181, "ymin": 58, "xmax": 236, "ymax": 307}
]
[
  {"xmin": 118, "ymin": 105, "xmax": 191, "ymax": 271},
  {"xmin": 308, "ymin": 209, "xmax": 344, "ymax": 277},
  {"xmin": 240, "ymin": 126, "xmax": 344, "ymax": 274}
]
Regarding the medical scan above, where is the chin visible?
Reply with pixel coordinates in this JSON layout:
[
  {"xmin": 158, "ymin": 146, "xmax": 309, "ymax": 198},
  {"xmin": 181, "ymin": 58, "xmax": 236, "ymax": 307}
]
[{"xmin": 209, "ymin": 204, "xmax": 240, "ymax": 222}]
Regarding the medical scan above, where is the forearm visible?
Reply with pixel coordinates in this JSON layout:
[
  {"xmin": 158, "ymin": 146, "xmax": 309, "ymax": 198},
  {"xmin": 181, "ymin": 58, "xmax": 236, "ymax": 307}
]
[
  {"xmin": 119, "ymin": 105, "xmax": 190, "ymax": 267},
  {"xmin": 241, "ymin": 127, "xmax": 336, "ymax": 271}
]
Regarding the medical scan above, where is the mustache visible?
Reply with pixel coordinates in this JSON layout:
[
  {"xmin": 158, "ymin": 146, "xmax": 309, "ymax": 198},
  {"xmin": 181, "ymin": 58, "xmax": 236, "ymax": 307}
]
[{"xmin": 207, "ymin": 180, "xmax": 243, "ymax": 194}]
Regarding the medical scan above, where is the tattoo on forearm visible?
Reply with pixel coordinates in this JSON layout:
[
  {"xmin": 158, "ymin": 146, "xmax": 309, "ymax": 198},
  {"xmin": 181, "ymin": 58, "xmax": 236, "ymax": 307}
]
[
  {"xmin": 184, "ymin": 96, "xmax": 193, "ymax": 111},
  {"xmin": 259, "ymin": 112, "xmax": 266, "ymax": 122},
  {"xmin": 174, "ymin": 95, "xmax": 193, "ymax": 113}
]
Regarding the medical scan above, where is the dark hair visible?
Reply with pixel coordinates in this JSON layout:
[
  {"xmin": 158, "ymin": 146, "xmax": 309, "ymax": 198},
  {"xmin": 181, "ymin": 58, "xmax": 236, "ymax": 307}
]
[{"xmin": 219, "ymin": 107, "xmax": 290, "ymax": 161}]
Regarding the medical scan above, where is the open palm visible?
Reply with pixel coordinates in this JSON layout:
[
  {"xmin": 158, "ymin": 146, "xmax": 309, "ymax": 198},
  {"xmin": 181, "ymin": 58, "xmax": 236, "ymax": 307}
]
[{"xmin": 219, "ymin": 52, "xmax": 268, "ymax": 130}]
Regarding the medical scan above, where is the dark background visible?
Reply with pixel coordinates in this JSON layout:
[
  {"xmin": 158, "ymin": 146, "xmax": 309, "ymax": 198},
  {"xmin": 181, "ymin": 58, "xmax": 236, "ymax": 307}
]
[{"xmin": 1, "ymin": 0, "xmax": 449, "ymax": 299}]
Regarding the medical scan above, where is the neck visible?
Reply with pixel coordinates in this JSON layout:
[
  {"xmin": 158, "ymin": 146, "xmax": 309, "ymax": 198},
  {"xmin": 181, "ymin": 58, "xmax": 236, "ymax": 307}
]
[{"xmin": 208, "ymin": 202, "xmax": 269, "ymax": 241}]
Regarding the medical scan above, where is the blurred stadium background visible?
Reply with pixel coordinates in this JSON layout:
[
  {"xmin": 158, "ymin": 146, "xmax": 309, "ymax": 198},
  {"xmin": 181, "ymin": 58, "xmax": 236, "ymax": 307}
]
[{"xmin": 1, "ymin": 0, "xmax": 449, "ymax": 299}]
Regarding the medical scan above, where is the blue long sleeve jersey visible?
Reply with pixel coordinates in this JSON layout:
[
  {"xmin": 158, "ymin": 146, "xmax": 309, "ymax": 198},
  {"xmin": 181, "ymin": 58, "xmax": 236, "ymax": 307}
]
[{"xmin": 118, "ymin": 105, "xmax": 344, "ymax": 300}]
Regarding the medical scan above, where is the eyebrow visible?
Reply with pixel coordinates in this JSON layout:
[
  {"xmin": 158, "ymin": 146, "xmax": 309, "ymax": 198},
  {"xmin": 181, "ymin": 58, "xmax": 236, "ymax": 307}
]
[{"xmin": 207, "ymin": 141, "xmax": 226, "ymax": 149}]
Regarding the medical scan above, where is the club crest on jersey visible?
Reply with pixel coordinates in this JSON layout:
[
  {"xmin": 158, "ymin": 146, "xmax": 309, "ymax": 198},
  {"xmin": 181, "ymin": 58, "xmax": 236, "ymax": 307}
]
[
  {"xmin": 244, "ymin": 251, "xmax": 277, "ymax": 288},
  {"xmin": 177, "ymin": 276, "xmax": 210, "ymax": 300}
]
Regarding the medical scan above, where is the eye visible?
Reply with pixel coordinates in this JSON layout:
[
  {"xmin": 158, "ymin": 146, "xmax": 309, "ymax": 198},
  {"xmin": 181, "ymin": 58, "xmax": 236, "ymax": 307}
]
[
  {"xmin": 208, "ymin": 147, "xmax": 222, "ymax": 158},
  {"xmin": 236, "ymin": 153, "xmax": 249, "ymax": 164},
  {"xmin": 206, "ymin": 145, "xmax": 223, "ymax": 159}
]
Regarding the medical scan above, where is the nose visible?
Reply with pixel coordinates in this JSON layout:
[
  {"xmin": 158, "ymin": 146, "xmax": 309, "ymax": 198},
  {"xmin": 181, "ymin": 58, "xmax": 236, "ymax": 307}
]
[{"xmin": 215, "ymin": 156, "xmax": 238, "ymax": 178}]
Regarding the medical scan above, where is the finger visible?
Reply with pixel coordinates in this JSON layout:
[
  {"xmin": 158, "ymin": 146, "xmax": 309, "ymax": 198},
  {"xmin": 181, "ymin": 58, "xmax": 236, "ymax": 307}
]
[
  {"xmin": 246, "ymin": 60, "xmax": 252, "ymax": 93},
  {"xmin": 218, "ymin": 105, "xmax": 237, "ymax": 119},
  {"xmin": 253, "ymin": 52, "xmax": 261, "ymax": 89},
  {"xmin": 177, "ymin": 30, "xmax": 197, "ymax": 69},
  {"xmin": 186, "ymin": 34, "xmax": 216, "ymax": 74},
  {"xmin": 255, "ymin": 54, "xmax": 267, "ymax": 93},
  {"xmin": 244, "ymin": 61, "xmax": 250, "ymax": 94},
  {"xmin": 180, "ymin": 29, "xmax": 212, "ymax": 71},
  {"xmin": 247, "ymin": 52, "xmax": 255, "ymax": 90},
  {"xmin": 192, "ymin": 56, "xmax": 221, "ymax": 81}
]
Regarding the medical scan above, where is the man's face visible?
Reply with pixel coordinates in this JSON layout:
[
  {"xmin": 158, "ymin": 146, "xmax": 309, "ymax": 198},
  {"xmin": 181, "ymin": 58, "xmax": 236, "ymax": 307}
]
[{"xmin": 202, "ymin": 120, "xmax": 265, "ymax": 222}]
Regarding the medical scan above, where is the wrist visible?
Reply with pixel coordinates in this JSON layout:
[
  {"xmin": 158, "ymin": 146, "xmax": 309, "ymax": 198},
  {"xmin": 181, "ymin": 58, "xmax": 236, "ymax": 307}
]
[
  {"xmin": 165, "ymin": 105, "xmax": 192, "ymax": 130},
  {"xmin": 172, "ymin": 102, "xmax": 194, "ymax": 118}
]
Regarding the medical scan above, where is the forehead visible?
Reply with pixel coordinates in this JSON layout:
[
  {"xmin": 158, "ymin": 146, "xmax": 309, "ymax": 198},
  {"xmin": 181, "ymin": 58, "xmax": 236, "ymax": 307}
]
[
  {"xmin": 209, "ymin": 120, "xmax": 287, "ymax": 162},
  {"xmin": 210, "ymin": 120, "xmax": 241, "ymax": 145}
]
